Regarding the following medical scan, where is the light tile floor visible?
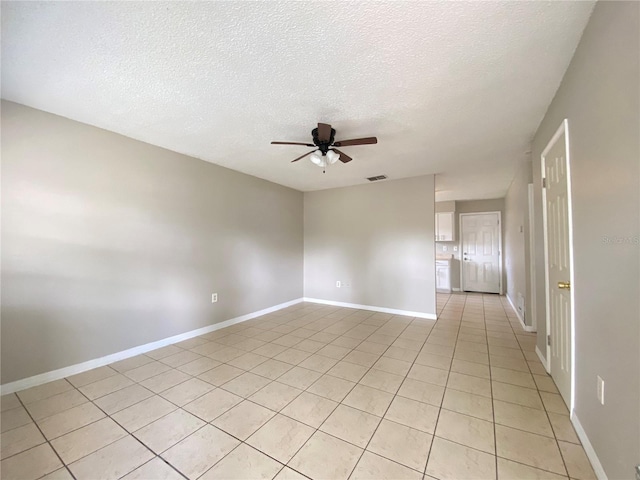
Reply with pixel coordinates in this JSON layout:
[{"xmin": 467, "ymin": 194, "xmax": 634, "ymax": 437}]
[{"xmin": 1, "ymin": 294, "xmax": 598, "ymax": 480}]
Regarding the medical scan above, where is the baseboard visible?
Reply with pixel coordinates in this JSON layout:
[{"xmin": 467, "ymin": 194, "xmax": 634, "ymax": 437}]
[
  {"xmin": 535, "ymin": 345, "xmax": 550, "ymax": 373},
  {"xmin": 506, "ymin": 294, "xmax": 536, "ymax": 332},
  {"xmin": 1, "ymin": 297, "xmax": 304, "ymax": 395},
  {"xmin": 452, "ymin": 288, "xmax": 461, "ymax": 292},
  {"xmin": 302, "ymin": 297, "xmax": 437, "ymax": 320},
  {"xmin": 571, "ymin": 413, "xmax": 608, "ymax": 480}
]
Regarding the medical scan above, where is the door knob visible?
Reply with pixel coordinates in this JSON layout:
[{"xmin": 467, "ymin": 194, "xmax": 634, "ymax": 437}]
[{"xmin": 557, "ymin": 281, "xmax": 571, "ymax": 290}]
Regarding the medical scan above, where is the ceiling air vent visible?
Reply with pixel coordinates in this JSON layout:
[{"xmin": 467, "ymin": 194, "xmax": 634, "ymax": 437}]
[{"xmin": 367, "ymin": 175, "xmax": 387, "ymax": 182}]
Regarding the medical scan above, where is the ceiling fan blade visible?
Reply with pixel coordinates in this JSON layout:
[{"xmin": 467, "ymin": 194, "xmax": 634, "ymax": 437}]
[
  {"xmin": 333, "ymin": 137, "xmax": 378, "ymax": 147},
  {"xmin": 291, "ymin": 149, "xmax": 317, "ymax": 163},
  {"xmin": 317, "ymin": 123, "xmax": 332, "ymax": 142},
  {"xmin": 332, "ymin": 148, "xmax": 352, "ymax": 163},
  {"xmin": 271, "ymin": 141, "xmax": 315, "ymax": 147}
]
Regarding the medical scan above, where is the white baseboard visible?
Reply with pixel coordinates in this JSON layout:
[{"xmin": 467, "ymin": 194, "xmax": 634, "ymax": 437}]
[
  {"xmin": 535, "ymin": 345, "xmax": 550, "ymax": 373},
  {"xmin": 1, "ymin": 297, "xmax": 304, "ymax": 395},
  {"xmin": 506, "ymin": 294, "xmax": 536, "ymax": 332},
  {"xmin": 452, "ymin": 288, "xmax": 461, "ymax": 292},
  {"xmin": 571, "ymin": 413, "xmax": 608, "ymax": 480},
  {"xmin": 303, "ymin": 297, "xmax": 437, "ymax": 320}
]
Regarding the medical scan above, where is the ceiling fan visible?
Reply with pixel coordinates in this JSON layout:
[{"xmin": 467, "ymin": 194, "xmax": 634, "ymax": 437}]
[{"xmin": 271, "ymin": 123, "xmax": 377, "ymax": 172}]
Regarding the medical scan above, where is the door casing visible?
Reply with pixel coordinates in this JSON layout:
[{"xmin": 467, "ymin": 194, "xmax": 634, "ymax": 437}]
[{"xmin": 528, "ymin": 184, "xmax": 537, "ymax": 331}]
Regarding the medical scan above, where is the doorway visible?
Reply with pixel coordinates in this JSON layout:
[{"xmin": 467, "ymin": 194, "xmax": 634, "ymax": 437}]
[
  {"xmin": 541, "ymin": 119, "xmax": 575, "ymax": 410},
  {"xmin": 460, "ymin": 212, "xmax": 502, "ymax": 294}
]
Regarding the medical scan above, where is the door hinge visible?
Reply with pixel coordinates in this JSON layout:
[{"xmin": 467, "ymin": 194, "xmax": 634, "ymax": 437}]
[
  {"xmin": 542, "ymin": 177, "xmax": 547, "ymax": 189},
  {"xmin": 547, "ymin": 335, "xmax": 551, "ymax": 346}
]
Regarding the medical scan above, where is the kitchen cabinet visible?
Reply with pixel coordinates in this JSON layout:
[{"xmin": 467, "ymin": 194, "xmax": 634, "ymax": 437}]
[
  {"xmin": 435, "ymin": 212, "xmax": 455, "ymax": 241},
  {"xmin": 436, "ymin": 259, "xmax": 451, "ymax": 292}
]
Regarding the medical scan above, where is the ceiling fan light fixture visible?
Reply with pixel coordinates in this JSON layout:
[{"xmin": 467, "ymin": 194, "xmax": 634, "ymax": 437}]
[
  {"xmin": 310, "ymin": 151, "xmax": 326, "ymax": 167},
  {"xmin": 326, "ymin": 150, "xmax": 339, "ymax": 165}
]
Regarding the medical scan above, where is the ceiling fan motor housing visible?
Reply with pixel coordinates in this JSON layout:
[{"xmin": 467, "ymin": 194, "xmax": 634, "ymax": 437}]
[{"xmin": 311, "ymin": 127, "xmax": 336, "ymax": 154}]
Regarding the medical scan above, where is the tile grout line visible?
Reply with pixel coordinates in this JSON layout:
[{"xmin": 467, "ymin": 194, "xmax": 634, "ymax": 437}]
[
  {"xmin": 435, "ymin": 294, "xmax": 502, "ymax": 474},
  {"xmin": 102, "ymin": 309, "xmax": 336, "ymax": 480},
  {"xmin": 421, "ymin": 290, "xmax": 462, "ymax": 477},
  {"xmin": 341, "ymin": 313, "xmax": 433, "ymax": 479},
  {"xmin": 280, "ymin": 309, "xmax": 425, "ymax": 478},
  {"xmin": 507, "ymin": 301, "xmax": 572, "ymax": 480},
  {"xmin": 489, "ymin": 294, "xmax": 499, "ymax": 480},
  {"xmin": 495, "ymin": 295, "xmax": 573, "ymax": 479},
  {"xmin": 248, "ymin": 308, "xmax": 403, "ymax": 479},
  {"xmin": 61, "ymin": 379, "xmax": 190, "ymax": 479},
  {"xmin": 13, "ymin": 387, "xmax": 78, "ymax": 480},
  {"xmin": 182, "ymin": 306, "xmax": 405, "ymax": 479},
  {"xmin": 243, "ymin": 308, "xmax": 425, "ymax": 477}
]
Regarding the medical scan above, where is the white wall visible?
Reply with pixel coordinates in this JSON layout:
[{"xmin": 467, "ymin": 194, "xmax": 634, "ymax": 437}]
[
  {"xmin": 531, "ymin": 2, "xmax": 639, "ymax": 478},
  {"xmin": 1, "ymin": 101, "xmax": 304, "ymax": 384},
  {"xmin": 304, "ymin": 176, "xmax": 436, "ymax": 316},
  {"xmin": 504, "ymin": 160, "xmax": 533, "ymax": 325}
]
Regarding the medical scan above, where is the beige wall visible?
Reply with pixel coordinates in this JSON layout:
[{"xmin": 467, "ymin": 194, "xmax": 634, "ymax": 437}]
[
  {"xmin": 1, "ymin": 101, "xmax": 304, "ymax": 384},
  {"xmin": 435, "ymin": 198, "xmax": 506, "ymax": 291},
  {"xmin": 504, "ymin": 161, "xmax": 533, "ymax": 325},
  {"xmin": 304, "ymin": 176, "xmax": 436, "ymax": 316},
  {"xmin": 531, "ymin": 2, "xmax": 639, "ymax": 478}
]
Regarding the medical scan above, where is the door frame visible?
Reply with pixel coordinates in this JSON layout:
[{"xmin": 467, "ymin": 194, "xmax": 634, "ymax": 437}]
[
  {"xmin": 528, "ymin": 184, "xmax": 537, "ymax": 331},
  {"xmin": 459, "ymin": 211, "xmax": 503, "ymax": 294},
  {"xmin": 541, "ymin": 118, "xmax": 576, "ymax": 412}
]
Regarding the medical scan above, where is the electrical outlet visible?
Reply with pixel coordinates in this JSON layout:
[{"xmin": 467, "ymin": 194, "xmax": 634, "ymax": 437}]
[
  {"xmin": 336, "ymin": 281, "xmax": 341, "ymax": 288},
  {"xmin": 453, "ymin": 246, "xmax": 458, "ymax": 251},
  {"xmin": 597, "ymin": 376, "xmax": 604, "ymax": 405},
  {"xmin": 211, "ymin": 293, "xmax": 218, "ymax": 303}
]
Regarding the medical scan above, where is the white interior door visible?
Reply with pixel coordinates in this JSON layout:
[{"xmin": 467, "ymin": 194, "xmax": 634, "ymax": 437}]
[
  {"xmin": 542, "ymin": 120, "xmax": 574, "ymax": 408},
  {"xmin": 461, "ymin": 213, "xmax": 501, "ymax": 294}
]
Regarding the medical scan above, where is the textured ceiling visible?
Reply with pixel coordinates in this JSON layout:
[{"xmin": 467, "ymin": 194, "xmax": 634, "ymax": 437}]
[{"xmin": 1, "ymin": 1, "xmax": 594, "ymax": 197}]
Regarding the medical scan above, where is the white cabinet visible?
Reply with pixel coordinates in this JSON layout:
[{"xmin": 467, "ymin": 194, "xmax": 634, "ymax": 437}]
[
  {"xmin": 436, "ymin": 260, "xmax": 451, "ymax": 292},
  {"xmin": 435, "ymin": 212, "xmax": 455, "ymax": 241}
]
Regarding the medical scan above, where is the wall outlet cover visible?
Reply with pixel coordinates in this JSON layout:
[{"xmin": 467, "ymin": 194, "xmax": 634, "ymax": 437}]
[
  {"xmin": 597, "ymin": 375, "xmax": 604, "ymax": 405},
  {"xmin": 336, "ymin": 281, "xmax": 341, "ymax": 288},
  {"xmin": 212, "ymin": 293, "xmax": 218, "ymax": 303}
]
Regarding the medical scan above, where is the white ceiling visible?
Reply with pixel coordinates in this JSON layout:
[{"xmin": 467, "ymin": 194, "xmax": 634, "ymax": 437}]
[{"xmin": 1, "ymin": 1, "xmax": 594, "ymax": 198}]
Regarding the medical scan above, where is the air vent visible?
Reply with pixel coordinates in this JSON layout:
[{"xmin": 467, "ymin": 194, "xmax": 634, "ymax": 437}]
[{"xmin": 367, "ymin": 175, "xmax": 387, "ymax": 182}]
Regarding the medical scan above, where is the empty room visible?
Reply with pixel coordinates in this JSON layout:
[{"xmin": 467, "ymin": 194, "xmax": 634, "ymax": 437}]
[{"xmin": 1, "ymin": 1, "xmax": 638, "ymax": 480}]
